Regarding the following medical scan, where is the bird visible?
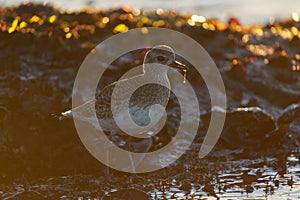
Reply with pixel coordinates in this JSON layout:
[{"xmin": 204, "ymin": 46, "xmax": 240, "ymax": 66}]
[{"xmin": 60, "ymin": 45, "xmax": 187, "ymax": 181}]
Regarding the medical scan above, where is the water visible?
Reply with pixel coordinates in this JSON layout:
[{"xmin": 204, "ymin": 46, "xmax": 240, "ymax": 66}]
[
  {"xmin": 151, "ymin": 154, "xmax": 300, "ymax": 199},
  {"xmin": 0, "ymin": 0, "xmax": 300, "ymax": 25}
]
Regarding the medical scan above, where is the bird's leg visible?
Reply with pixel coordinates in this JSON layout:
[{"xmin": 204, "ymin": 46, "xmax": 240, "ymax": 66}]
[
  {"xmin": 104, "ymin": 139, "xmax": 112, "ymax": 182},
  {"xmin": 125, "ymin": 136, "xmax": 141, "ymax": 183},
  {"xmin": 126, "ymin": 137, "xmax": 137, "ymax": 173},
  {"xmin": 128, "ymin": 154, "xmax": 139, "ymax": 183},
  {"xmin": 104, "ymin": 166, "xmax": 111, "ymax": 182}
]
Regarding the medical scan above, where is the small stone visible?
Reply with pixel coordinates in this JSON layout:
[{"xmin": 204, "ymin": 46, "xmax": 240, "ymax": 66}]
[
  {"xmin": 274, "ymin": 179, "xmax": 280, "ymax": 187},
  {"xmin": 245, "ymin": 185, "xmax": 254, "ymax": 194},
  {"xmin": 101, "ymin": 188, "xmax": 149, "ymax": 200},
  {"xmin": 179, "ymin": 180, "xmax": 191, "ymax": 192}
]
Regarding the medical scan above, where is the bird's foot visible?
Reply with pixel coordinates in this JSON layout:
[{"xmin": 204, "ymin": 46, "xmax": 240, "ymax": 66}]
[
  {"xmin": 129, "ymin": 173, "xmax": 141, "ymax": 184},
  {"xmin": 104, "ymin": 168, "xmax": 112, "ymax": 182}
]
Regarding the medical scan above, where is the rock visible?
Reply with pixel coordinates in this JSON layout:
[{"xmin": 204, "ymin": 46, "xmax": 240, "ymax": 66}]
[
  {"xmin": 226, "ymin": 59, "xmax": 247, "ymax": 80},
  {"xmin": 289, "ymin": 36, "xmax": 300, "ymax": 47},
  {"xmin": 235, "ymin": 43, "xmax": 300, "ymax": 107},
  {"xmin": 242, "ymin": 61, "xmax": 300, "ymax": 106},
  {"xmin": 272, "ymin": 104, "xmax": 300, "ymax": 149},
  {"xmin": 201, "ymin": 107, "xmax": 277, "ymax": 149},
  {"xmin": 179, "ymin": 180, "xmax": 192, "ymax": 192},
  {"xmin": 277, "ymin": 104, "xmax": 300, "ymax": 125},
  {"xmin": 267, "ymin": 50, "xmax": 290, "ymax": 68},
  {"xmin": 245, "ymin": 185, "xmax": 254, "ymax": 194},
  {"xmin": 15, "ymin": 3, "xmax": 57, "ymax": 17},
  {"xmin": 203, "ymin": 184, "xmax": 217, "ymax": 198}
]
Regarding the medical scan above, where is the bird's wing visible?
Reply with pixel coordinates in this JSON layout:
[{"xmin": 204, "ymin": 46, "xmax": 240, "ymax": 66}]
[
  {"xmin": 63, "ymin": 74, "xmax": 170, "ymax": 132},
  {"xmin": 95, "ymin": 75, "xmax": 144, "ymax": 119},
  {"xmin": 95, "ymin": 75, "xmax": 170, "ymax": 121}
]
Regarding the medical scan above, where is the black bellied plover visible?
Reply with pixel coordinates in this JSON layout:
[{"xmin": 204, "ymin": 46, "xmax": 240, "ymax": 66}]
[{"xmin": 60, "ymin": 45, "xmax": 187, "ymax": 180}]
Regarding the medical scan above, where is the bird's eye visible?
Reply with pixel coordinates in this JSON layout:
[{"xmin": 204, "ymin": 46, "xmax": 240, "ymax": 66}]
[{"xmin": 157, "ymin": 56, "xmax": 165, "ymax": 62}]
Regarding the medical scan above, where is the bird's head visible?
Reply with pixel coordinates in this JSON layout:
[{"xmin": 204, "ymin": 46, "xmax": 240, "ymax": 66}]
[{"xmin": 143, "ymin": 45, "xmax": 187, "ymax": 82}]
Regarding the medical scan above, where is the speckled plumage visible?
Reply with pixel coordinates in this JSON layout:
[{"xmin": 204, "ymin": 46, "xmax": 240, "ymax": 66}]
[
  {"xmin": 60, "ymin": 45, "xmax": 186, "ymax": 180},
  {"xmin": 62, "ymin": 45, "xmax": 179, "ymax": 135}
]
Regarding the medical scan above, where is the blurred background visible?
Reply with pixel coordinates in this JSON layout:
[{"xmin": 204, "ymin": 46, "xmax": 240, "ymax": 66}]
[
  {"xmin": 1, "ymin": 0, "xmax": 300, "ymax": 199},
  {"xmin": 0, "ymin": 0, "xmax": 300, "ymax": 25}
]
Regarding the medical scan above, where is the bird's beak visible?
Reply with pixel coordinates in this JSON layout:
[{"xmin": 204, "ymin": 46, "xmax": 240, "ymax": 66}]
[
  {"xmin": 171, "ymin": 60, "xmax": 187, "ymax": 71},
  {"xmin": 170, "ymin": 60, "xmax": 187, "ymax": 83}
]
